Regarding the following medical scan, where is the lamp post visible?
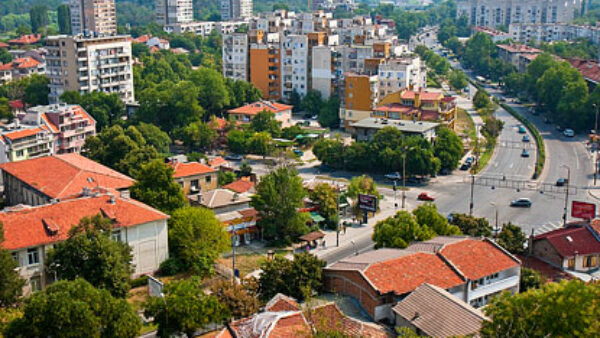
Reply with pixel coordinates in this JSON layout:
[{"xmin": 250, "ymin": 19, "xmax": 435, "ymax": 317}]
[
  {"xmin": 490, "ymin": 202, "xmax": 499, "ymax": 239},
  {"xmin": 594, "ymin": 104, "xmax": 599, "ymax": 185},
  {"xmin": 562, "ymin": 165, "xmax": 571, "ymax": 227}
]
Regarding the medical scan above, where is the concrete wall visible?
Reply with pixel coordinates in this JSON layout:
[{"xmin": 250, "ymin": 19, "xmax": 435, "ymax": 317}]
[{"xmin": 3, "ymin": 172, "xmax": 50, "ymax": 206}]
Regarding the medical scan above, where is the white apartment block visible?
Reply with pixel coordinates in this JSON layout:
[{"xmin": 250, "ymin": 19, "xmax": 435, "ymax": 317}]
[
  {"xmin": 46, "ymin": 35, "xmax": 135, "ymax": 104},
  {"xmin": 378, "ymin": 57, "xmax": 426, "ymax": 97},
  {"xmin": 509, "ymin": 23, "xmax": 600, "ymax": 45},
  {"xmin": 163, "ymin": 20, "xmax": 246, "ymax": 36},
  {"xmin": 221, "ymin": 0, "xmax": 253, "ymax": 21},
  {"xmin": 312, "ymin": 46, "xmax": 334, "ymax": 99},
  {"xmin": 334, "ymin": 45, "xmax": 373, "ymax": 74},
  {"xmin": 155, "ymin": 0, "xmax": 194, "ymax": 25},
  {"xmin": 457, "ymin": 0, "xmax": 584, "ymax": 28},
  {"xmin": 281, "ymin": 35, "xmax": 309, "ymax": 100},
  {"xmin": 69, "ymin": 0, "xmax": 117, "ymax": 36},
  {"xmin": 222, "ymin": 33, "xmax": 249, "ymax": 82}
]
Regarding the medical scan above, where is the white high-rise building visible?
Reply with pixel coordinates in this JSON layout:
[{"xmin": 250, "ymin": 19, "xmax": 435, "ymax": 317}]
[
  {"xmin": 222, "ymin": 33, "xmax": 249, "ymax": 82},
  {"xmin": 155, "ymin": 0, "xmax": 194, "ymax": 25},
  {"xmin": 378, "ymin": 57, "xmax": 426, "ymax": 97},
  {"xmin": 69, "ymin": 0, "xmax": 117, "ymax": 35},
  {"xmin": 221, "ymin": 0, "xmax": 253, "ymax": 21},
  {"xmin": 281, "ymin": 35, "xmax": 309, "ymax": 100},
  {"xmin": 46, "ymin": 35, "xmax": 134, "ymax": 104}
]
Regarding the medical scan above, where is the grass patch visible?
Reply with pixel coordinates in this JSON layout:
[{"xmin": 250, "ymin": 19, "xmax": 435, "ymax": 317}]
[
  {"xmin": 217, "ymin": 251, "xmax": 288, "ymax": 277},
  {"xmin": 473, "ymin": 137, "xmax": 495, "ymax": 174},
  {"xmin": 315, "ymin": 175, "xmax": 349, "ymax": 183},
  {"xmin": 456, "ymin": 108, "xmax": 476, "ymax": 146}
]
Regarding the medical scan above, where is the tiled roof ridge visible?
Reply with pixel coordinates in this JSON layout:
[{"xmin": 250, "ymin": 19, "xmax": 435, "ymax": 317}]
[
  {"xmin": 262, "ymin": 311, "xmax": 307, "ymax": 337},
  {"xmin": 482, "ymin": 237, "xmax": 522, "ymax": 265},
  {"xmin": 55, "ymin": 154, "xmax": 132, "ymax": 180},
  {"xmin": 115, "ymin": 195, "xmax": 169, "ymax": 220},
  {"xmin": 420, "ymin": 283, "xmax": 488, "ymax": 321},
  {"xmin": 2, "ymin": 193, "xmax": 104, "ymax": 214},
  {"xmin": 435, "ymin": 248, "xmax": 467, "ymax": 282}
]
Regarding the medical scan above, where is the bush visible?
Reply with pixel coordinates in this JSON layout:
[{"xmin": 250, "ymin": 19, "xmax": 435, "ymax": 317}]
[
  {"xmin": 130, "ymin": 275, "xmax": 149, "ymax": 289},
  {"xmin": 158, "ymin": 257, "xmax": 186, "ymax": 276}
]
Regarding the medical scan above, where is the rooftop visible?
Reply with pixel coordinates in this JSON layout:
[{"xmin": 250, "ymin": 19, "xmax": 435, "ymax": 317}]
[
  {"xmin": 400, "ymin": 90, "xmax": 443, "ymax": 101},
  {"xmin": 228, "ymin": 101, "xmax": 293, "ymax": 115},
  {"xmin": 9, "ymin": 34, "xmax": 41, "ymax": 45},
  {"xmin": 569, "ymin": 58, "xmax": 600, "ymax": 84},
  {"xmin": 533, "ymin": 225, "xmax": 600, "ymax": 258},
  {"xmin": 2, "ymin": 127, "xmax": 47, "ymax": 142},
  {"xmin": 0, "ymin": 154, "xmax": 134, "ymax": 200},
  {"xmin": 350, "ymin": 118, "xmax": 439, "ymax": 134},
  {"xmin": 473, "ymin": 26, "xmax": 510, "ymax": 37},
  {"xmin": 0, "ymin": 194, "xmax": 168, "ymax": 250},
  {"xmin": 222, "ymin": 177, "xmax": 255, "ymax": 194},
  {"xmin": 196, "ymin": 189, "xmax": 251, "ymax": 209},
  {"xmin": 497, "ymin": 44, "xmax": 542, "ymax": 54},
  {"xmin": 169, "ymin": 161, "xmax": 217, "ymax": 178},
  {"xmin": 392, "ymin": 283, "xmax": 488, "ymax": 338}
]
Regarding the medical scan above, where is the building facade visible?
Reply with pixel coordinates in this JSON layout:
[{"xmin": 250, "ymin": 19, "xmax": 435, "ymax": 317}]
[
  {"xmin": 227, "ymin": 101, "xmax": 293, "ymax": 128},
  {"xmin": 223, "ymin": 33, "xmax": 249, "ymax": 82},
  {"xmin": 221, "ymin": 0, "xmax": 253, "ymax": 21},
  {"xmin": 155, "ymin": 0, "xmax": 194, "ymax": 25},
  {"xmin": 169, "ymin": 161, "xmax": 218, "ymax": 196},
  {"xmin": 0, "ymin": 57, "xmax": 46, "ymax": 85},
  {"xmin": 69, "ymin": 0, "xmax": 117, "ymax": 35},
  {"xmin": 250, "ymin": 43, "xmax": 281, "ymax": 100},
  {"xmin": 0, "ymin": 126, "xmax": 54, "ymax": 164},
  {"xmin": 457, "ymin": 0, "xmax": 584, "ymax": 28},
  {"xmin": 377, "ymin": 57, "xmax": 426, "ymax": 98},
  {"xmin": 311, "ymin": 46, "xmax": 334, "ymax": 98},
  {"xmin": 46, "ymin": 35, "xmax": 135, "ymax": 104},
  {"xmin": 281, "ymin": 35, "xmax": 309, "ymax": 100}
]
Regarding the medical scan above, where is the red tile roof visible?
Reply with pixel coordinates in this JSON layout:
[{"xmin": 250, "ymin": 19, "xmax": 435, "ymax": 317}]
[
  {"xmin": 133, "ymin": 34, "xmax": 151, "ymax": 43},
  {"xmin": 223, "ymin": 178, "xmax": 254, "ymax": 193},
  {"xmin": 373, "ymin": 103, "xmax": 416, "ymax": 114},
  {"xmin": 169, "ymin": 161, "xmax": 217, "ymax": 178},
  {"xmin": 569, "ymin": 58, "xmax": 600, "ymax": 84},
  {"xmin": 364, "ymin": 252, "xmax": 464, "ymax": 295},
  {"xmin": 517, "ymin": 255, "xmax": 572, "ymax": 282},
  {"xmin": 12, "ymin": 57, "xmax": 40, "ymax": 69},
  {"xmin": 228, "ymin": 101, "xmax": 293, "ymax": 116},
  {"xmin": 533, "ymin": 226, "xmax": 600, "ymax": 258},
  {"xmin": 497, "ymin": 44, "xmax": 542, "ymax": 54},
  {"xmin": 265, "ymin": 294, "xmax": 300, "ymax": 312},
  {"xmin": 0, "ymin": 63, "xmax": 11, "ymax": 71},
  {"xmin": 2, "ymin": 127, "xmax": 45, "ymax": 141},
  {"xmin": 267, "ymin": 313, "xmax": 311, "ymax": 337},
  {"xmin": 211, "ymin": 117, "xmax": 228, "ymax": 130},
  {"xmin": 0, "ymin": 42, "xmax": 8, "ymax": 48},
  {"xmin": 305, "ymin": 303, "xmax": 389, "ymax": 338},
  {"xmin": 8, "ymin": 34, "xmax": 41, "ymax": 45},
  {"xmin": 440, "ymin": 239, "xmax": 520, "ymax": 280},
  {"xmin": 41, "ymin": 105, "xmax": 95, "ymax": 134},
  {"xmin": 400, "ymin": 90, "xmax": 443, "ymax": 101},
  {"xmin": 9, "ymin": 100, "xmax": 23, "ymax": 110},
  {"xmin": 0, "ymin": 194, "xmax": 168, "ymax": 250},
  {"xmin": 208, "ymin": 157, "xmax": 228, "ymax": 168},
  {"xmin": 229, "ymin": 312, "xmax": 311, "ymax": 338},
  {"xmin": 0, "ymin": 154, "xmax": 134, "ymax": 200}
]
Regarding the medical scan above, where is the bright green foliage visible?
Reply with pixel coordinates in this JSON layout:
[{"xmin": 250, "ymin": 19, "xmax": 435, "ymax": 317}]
[
  {"xmin": 497, "ymin": 223, "xmax": 527, "ymax": 255},
  {"xmin": 449, "ymin": 69, "xmax": 468, "ymax": 91},
  {"xmin": 412, "ymin": 203, "xmax": 461, "ymax": 236},
  {"xmin": 449, "ymin": 213, "xmax": 493, "ymax": 237},
  {"xmin": 347, "ymin": 175, "xmax": 380, "ymax": 201},
  {"xmin": 520, "ymin": 267, "xmax": 543, "ymax": 292},
  {"xmin": 473, "ymin": 90, "xmax": 491, "ymax": 110},
  {"xmin": 249, "ymin": 110, "xmax": 282, "ymax": 137},
  {"xmin": 372, "ymin": 210, "xmax": 438, "ymax": 249},
  {"xmin": 239, "ymin": 160, "xmax": 253, "ymax": 177},
  {"xmin": 434, "ymin": 127, "xmax": 463, "ymax": 171},
  {"xmin": 0, "ymin": 49, "xmax": 12, "ymax": 64},
  {"xmin": 22, "ymin": 74, "xmax": 50, "ymax": 106},
  {"xmin": 168, "ymin": 206, "xmax": 229, "ymax": 276},
  {"xmin": 60, "ymin": 91, "xmax": 125, "ymax": 130},
  {"xmin": 47, "ymin": 215, "xmax": 133, "ymax": 298},
  {"xmin": 131, "ymin": 159, "xmax": 187, "ymax": 214},
  {"xmin": 210, "ymin": 279, "xmax": 260, "ymax": 319},
  {"xmin": 309, "ymin": 182, "xmax": 339, "ymax": 226},
  {"xmin": 178, "ymin": 121, "xmax": 217, "ymax": 150},
  {"xmin": 259, "ymin": 253, "xmax": 326, "ymax": 301},
  {"xmin": 481, "ymin": 280, "xmax": 600, "ymax": 337},
  {"xmin": 228, "ymin": 79, "xmax": 262, "ymax": 108},
  {"xmin": 135, "ymin": 122, "xmax": 171, "ymax": 154},
  {"xmin": 246, "ymin": 132, "xmax": 273, "ymax": 156},
  {"xmin": 227, "ymin": 130, "xmax": 251, "ymax": 154},
  {"xmin": 190, "ymin": 67, "xmax": 230, "ymax": 115},
  {"xmin": 251, "ymin": 166, "xmax": 309, "ymax": 242},
  {"xmin": 218, "ymin": 170, "xmax": 237, "ymax": 186},
  {"xmin": 144, "ymin": 278, "xmax": 228, "ymax": 338},
  {"xmin": 0, "ymin": 222, "xmax": 24, "ymax": 307},
  {"xmin": 5, "ymin": 278, "xmax": 141, "ymax": 338},
  {"xmin": 0, "ymin": 97, "xmax": 13, "ymax": 121}
]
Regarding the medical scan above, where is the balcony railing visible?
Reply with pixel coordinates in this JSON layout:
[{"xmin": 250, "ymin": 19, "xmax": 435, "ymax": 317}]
[{"xmin": 469, "ymin": 275, "xmax": 519, "ymax": 301}]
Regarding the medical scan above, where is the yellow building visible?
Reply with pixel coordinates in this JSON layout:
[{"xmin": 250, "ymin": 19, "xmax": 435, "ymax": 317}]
[
  {"xmin": 170, "ymin": 161, "xmax": 218, "ymax": 196},
  {"xmin": 339, "ymin": 73, "xmax": 379, "ymax": 128}
]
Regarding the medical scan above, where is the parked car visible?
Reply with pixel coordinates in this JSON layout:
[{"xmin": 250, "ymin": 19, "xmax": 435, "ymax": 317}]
[
  {"xmin": 510, "ymin": 198, "xmax": 532, "ymax": 208},
  {"xmin": 460, "ymin": 162, "xmax": 471, "ymax": 171},
  {"xmin": 465, "ymin": 156, "xmax": 474, "ymax": 164},
  {"xmin": 518, "ymin": 126, "xmax": 527, "ymax": 134},
  {"xmin": 556, "ymin": 178, "xmax": 569, "ymax": 187},
  {"xmin": 293, "ymin": 149, "xmax": 304, "ymax": 157},
  {"xmin": 225, "ymin": 154, "xmax": 244, "ymax": 161},
  {"xmin": 384, "ymin": 172, "xmax": 402, "ymax": 181},
  {"xmin": 417, "ymin": 192, "xmax": 435, "ymax": 201},
  {"xmin": 521, "ymin": 149, "xmax": 530, "ymax": 157},
  {"xmin": 563, "ymin": 129, "xmax": 575, "ymax": 137},
  {"xmin": 522, "ymin": 135, "xmax": 530, "ymax": 142}
]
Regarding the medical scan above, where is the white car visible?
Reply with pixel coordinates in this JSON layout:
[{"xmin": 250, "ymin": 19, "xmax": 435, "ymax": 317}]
[{"xmin": 563, "ymin": 129, "xmax": 575, "ymax": 137}]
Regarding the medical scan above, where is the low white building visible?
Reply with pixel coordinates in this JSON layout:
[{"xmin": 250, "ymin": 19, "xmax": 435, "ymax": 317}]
[{"xmin": 0, "ymin": 193, "xmax": 169, "ymax": 295}]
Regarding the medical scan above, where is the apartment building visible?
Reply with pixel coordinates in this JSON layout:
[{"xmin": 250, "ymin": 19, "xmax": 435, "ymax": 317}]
[
  {"xmin": 281, "ymin": 35, "xmax": 309, "ymax": 100},
  {"xmin": 496, "ymin": 44, "xmax": 542, "ymax": 69},
  {"xmin": 45, "ymin": 35, "xmax": 134, "ymax": 104},
  {"xmin": 0, "ymin": 57, "xmax": 46, "ymax": 85},
  {"xmin": 312, "ymin": 46, "xmax": 334, "ymax": 98},
  {"xmin": 155, "ymin": 0, "xmax": 194, "ymax": 25},
  {"xmin": 457, "ymin": 0, "xmax": 584, "ymax": 28},
  {"xmin": 221, "ymin": 0, "xmax": 253, "ymax": 21},
  {"xmin": 377, "ymin": 57, "xmax": 426, "ymax": 98},
  {"xmin": 164, "ymin": 20, "xmax": 247, "ymax": 36},
  {"xmin": 222, "ymin": 33, "xmax": 249, "ymax": 82},
  {"xmin": 0, "ymin": 125, "xmax": 54, "ymax": 164},
  {"xmin": 249, "ymin": 43, "xmax": 281, "ymax": 100},
  {"xmin": 21, "ymin": 104, "xmax": 97, "ymax": 154},
  {"xmin": 339, "ymin": 73, "xmax": 379, "ymax": 128},
  {"xmin": 509, "ymin": 23, "xmax": 600, "ymax": 46},
  {"xmin": 0, "ymin": 193, "xmax": 169, "ymax": 294},
  {"xmin": 69, "ymin": 0, "xmax": 117, "ymax": 35}
]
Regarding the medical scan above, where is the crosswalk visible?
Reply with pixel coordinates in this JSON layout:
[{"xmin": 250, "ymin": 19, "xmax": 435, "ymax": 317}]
[{"xmin": 527, "ymin": 221, "xmax": 564, "ymax": 236}]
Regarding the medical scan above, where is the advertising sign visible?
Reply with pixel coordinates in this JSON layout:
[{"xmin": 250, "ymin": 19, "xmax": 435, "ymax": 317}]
[
  {"xmin": 358, "ymin": 194, "xmax": 378, "ymax": 212},
  {"xmin": 572, "ymin": 201, "xmax": 596, "ymax": 220}
]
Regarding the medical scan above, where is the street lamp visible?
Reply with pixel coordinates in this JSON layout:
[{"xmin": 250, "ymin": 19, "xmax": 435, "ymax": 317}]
[
  {"xmin": 594, "ymin": 104, "xmax": 599, "ymax": 185},
  {"xmin": 490, "ymin": 202, "xmax": 499, "ymax": 239},
  {"xmin": 562, "ymin": 165, "xmax": 571, "ymax": 227}
]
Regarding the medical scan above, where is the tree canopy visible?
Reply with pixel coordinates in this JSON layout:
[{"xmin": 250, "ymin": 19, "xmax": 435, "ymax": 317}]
[
  {"xmin": 131, "ymin": 159, "xmax": 187, "ymax": 214},
  {"xmin": 0, "ymin": 222, "xmax": 24, "ymax": 307}
]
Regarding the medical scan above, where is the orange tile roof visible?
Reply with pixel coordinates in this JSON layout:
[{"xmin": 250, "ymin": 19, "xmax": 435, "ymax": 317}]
[
  {"xmin": 400, "ymin": 90, "xmax": 443, "ymax": 101},
  {"xmin": 497, "ymin": 44, "xmax": 542, "ymax": 54},
  {"xmin": 0, "ymin": 63, "xmax": 11, "ymax": 71},
  {"xmin": 267, "ymin": 313, "xmax": 311, "ymax": 337},
  {"xmin": 305, "ymin": 303, "xmax": 389, "ymax": 338},
  {"xmin": 223, "ymin": 178, "xmax": 254, "ymax": 193},
  {"xmin": 210, "ymin": 117, "xmax": 228, "ymax": 130},
  {"xmin": 8, "ymin": 34, "xmax": 41, "ymax": 45},
  {"xmin": 40, "ymin": 113, "xmax": 58, "ymax": 133},
  {"xmin": 0, "ymin": 194, "xmax": 168, "ymax": 250},
  {"xmin": 133, "ymin": 34, "xmax": 151, "ymax": 43},
  {"xmin": 265, "ymin": 294, "xmax": 300, "ymax": 312},
  {"xmin": 12, "ymin": 57, "xmax": 40, "ymax": 69},
  {"xmin": 229, "ymin": 312, "xmax": 311, "ymax": 338},
  {"xmin": 208, "ymin": 157, "xmax": 228, "ymax": 168},
  {"xmin": 2, "ymin": 127, "xmax": 45, "ymax": 141},
  {"xmin": 0, "ymin": 154, "xmax": 134, "ymax": 200},
  {"xmin": 41, "ymin": 105, "xmax": 96, "ymax": 133},
  {"xmin": 228, "ymin": 101, "xmax": 293, "ymax": 116},
  {"xmin": 364, "ymin": 252, "xmax": 464, "ymax": 295},
  {"xmin": 440, "ymin": 239, "xmax": 520, "ymax": 280},
  {"xmin": 170, "ymin": 161, "xmax": 217, "ymax": 178}
]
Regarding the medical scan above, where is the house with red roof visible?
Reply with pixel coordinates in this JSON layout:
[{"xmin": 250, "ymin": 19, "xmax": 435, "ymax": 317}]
[
  {"xmin": 0, "ymin": 57, "xmax": 45, "ymax": 85},
  {"xmin": 497, "ymin": 44, "xmax": 542, "ymax": 69},
  {"xmin": 0, "ymin": 124, "xmax": 55, "ymax": 163},
  {"xmin": 0, "ymin": 193, "xmax": 169, "ymax": 294},
  {"xmin": 223, "ymin": 177, "xmax": 255, "ymax": 194},
  {"xmin": 531, "ymin": 223, "xmax": 600, "ymax": 276},
  {"xmin": 0, "ymin": 153, "xmax": 134, "ymax": 207},
  {"xmin": 227, "ymin": 101, "xmax": 293, "ymax": 128},
  {"xmin": 21, "ymin": 104, "xmax": 96, "ymax": 154},
  {"xmin": 324, "ymin": 236, "xmax": 520, "ymax": 321},
  {"xmin": 168, "ymin": 159, "xmax": 218, "ymax": 196},
  {"xmin": 8, "ymin": 34, "xmax": 41, "ymax": 46}
]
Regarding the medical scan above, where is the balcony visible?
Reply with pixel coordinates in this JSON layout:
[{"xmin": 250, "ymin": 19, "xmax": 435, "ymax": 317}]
[{"xmin": 469, "ymin": 275, "xmax": 519, "ymax": 300}]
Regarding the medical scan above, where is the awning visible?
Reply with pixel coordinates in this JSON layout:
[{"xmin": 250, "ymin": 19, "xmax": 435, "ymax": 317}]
[
  {"xmin": 299, "ymin": 231, "xmax": 325, "ymax": 242},
  {"xmin": 309, "ymin": 211, "xmax": 326, "ymax": 223}
]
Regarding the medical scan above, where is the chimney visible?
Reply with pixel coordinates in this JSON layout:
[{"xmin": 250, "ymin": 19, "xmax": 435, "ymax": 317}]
[{"xmin": 119, "ymin": 189, "xmax": 130, "ymax": 199}]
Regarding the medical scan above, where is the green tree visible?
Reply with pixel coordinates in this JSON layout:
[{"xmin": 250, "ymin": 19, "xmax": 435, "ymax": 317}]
[
  {"xmin": 281, "ymin": 125, "xmax": 304, "ymax": 140},
  {"xmin": 60, "ymin": 91, "xmax": 125, "ymax": 130},
  {"xmin": 239, "ymin": 160, "xmax": 253, "ymax": 177},
  {"xmin": 412, "ymin": 203, "xmax": 461, "ymax": 236},
  {"xmin": 5, "ymin": 279, "xmax": 141, "ymax": 338},
  {"xmin": 449, "ymin": 69, "xmax": 468, "ymax": 91},
  {"xmin": 520, "ymin": 267, "xmax": 543, "ymax": 292},
  {"xmin": 210, "ymin": 279, "xmax": 260, "ymax": 319},
  {"xmin": 246, "ymin": 131, "xmax": 273, "ymax": 156},
  {"xmin": 227, "ymin": 130, "xmax": 250, "ymax": 154},
  {"xmin": 473, "ymin": 90, "xmax": 491, "ymax": 109},
  {"xmin": 308, "ymin": 183, "xmax": 338, "ymax": 226},
  {"xmin": 168, "ymin": 206, "xmax": 229, "ymax": 276},
  {"xmin": 302, "ymin": 90, "xmax": 323, "ymax": 116},
  {"xmin": 347, "ymin": 175, "xmax": 380, "ymax": 202},
  {"xmin": 0, "ymin": 97, "xmax": 14, "ymax": 122},
  {"xmin": 83, "ymin": 125, "xmax": 156, "ymax": 170},
  {"xmin": 251, "ymin": 166, "xmax": 309, "ymax": 242},
  {"xmin": 249, "ymin": 110, "xmax": 282, "ymax": 137},
  {"xmin": 449, "ymin": 213, "xmax": 493, "ymax": 237},
  {"xmin": 135, "ymin": 122, "xmax": 171, "ymax": 154},
  {"xmin": 434, "ymin": 127, "xmax": 463, "ymax": 171},
  {"xmin": 481, "ymin": 280, "xmax": 600, "ymax": 337},
  {"xmin": 0, "ymin": 49, "xmax": 12, "ymax": 64},
  {"xmin": 57, "ymin": 4, "xmax": 71, "ymax": 34},
  {"xmin": 131, "ymin": 159, "xmax": 187, "ymax": 214},
  {"xmin": 372, "ymin": 210, "xmax": 436, "ymax": 249},
  {"xmin": 47, "ymin": 215, "xmax": 133, "ymax": 298},
  {"xmin": 259, "ymin": 252, "xmax": 326, "ymax": 301},
  {"xmin": 144, "ymin": 278, "xmax": 228, "ymax": 338},
  {"xmin": 23, "ymin": 74, "xmax": 50, "ymax": 106},
  {"xmin": 497, "ymin": 223, "xmax": 527, "ymax": 255},
  {"xmin": 29, "ymin": 5, "xmax": 48, "ymax": 33},
  {"xmin": 178, "ymin": 121, "xmax": 217, "ymax": 150},
  {"xmin": 190, "ymin": 67, "xmax": 230, "ymax": 115},
  {"xmin": 116, "ymin": 145, "xmax": 161, "ymax": 177},
  {"xmin": 318, "ymin": 96, "xmax": 341, "ymax": 128},
  {"xmin": 0, "ymin": 222, "xmax": 24, "ymax": 307},
  {"xmin": 218, "ymin": 170, "xmax": 236, "ymax": 186}
]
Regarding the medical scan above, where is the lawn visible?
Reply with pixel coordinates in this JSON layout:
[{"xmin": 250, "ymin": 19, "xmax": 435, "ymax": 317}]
[
  {"xmin": 217, "ymin": 250, "xmax": 290, "ymax": 278},
  {"xmin": 456, "ymin": 108, "xmax": 476, "ymax": 147}
]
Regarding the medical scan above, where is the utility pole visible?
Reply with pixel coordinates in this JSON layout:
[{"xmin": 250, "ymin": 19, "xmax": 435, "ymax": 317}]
[
  {"xmin": 490, "ymin": 202, "xmax": 499, "ymax": 239},
  {"xmin": 231, "ymin": 232, "xmax": 236, "ymax": 278},
  {"xmin": 469, "ymin": 174, "xmax": 475, "ymax": 215},
  {"xmin": 594, "ymin": 104, "xmax": 599, "ymax": 185},
  {"xmin": 336, "ymin": 184, "xmax": 341, "ymax": 247},
  {"xmin": 562, "ymin": 165, "xmax": 571, "ymax": 227}
]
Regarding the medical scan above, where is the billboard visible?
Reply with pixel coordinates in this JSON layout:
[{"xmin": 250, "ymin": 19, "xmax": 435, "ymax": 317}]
[
  {"xmin": 572, "ymin": 201, "xmax": 596, "ymax": 220},
  {"xmin": 358, "ymin": 194, "xmax": 378, "ymax": 212}
]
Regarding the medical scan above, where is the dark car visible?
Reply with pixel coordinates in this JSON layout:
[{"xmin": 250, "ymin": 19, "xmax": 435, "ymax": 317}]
[
  {"xmin": 544, "ymin": 117, "xmax": 551, "ymax": 124},
  {"xmin": 460, "ymin": 163, "xmax": 471, "ymax": 171},
  {"xmin": 510, "ymin": 198, "xmax": 532, "ymax": 208},
  {"xmin": 522, "ymin": 135, "xmax": 530, "ymax": 142},
  {"xmin": 521, "ymin": 149, "xmax": 530, "ymax": 157},
  {"xmin": 225, "ymin": 154, "xmax": 244, "ymax": 161},
  {"xmin": 556, "ymin": 178, "xmax": 569, "ymax": 187}
]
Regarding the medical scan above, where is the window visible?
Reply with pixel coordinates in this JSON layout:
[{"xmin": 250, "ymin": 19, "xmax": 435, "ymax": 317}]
[
  {"xmin": 112, "ymin": 230, "xmax": 121, "ymax": 242},
  {"xmin": 11, "ymin": 252, "xmax": 18, "ymax": 265},
  {"xmin": 191, "ymin": 179, "xmax": 199, "ymax": 191},
  {"xmin": 568, "ymin": 258, "xmax": 575, "ymax": 269},
  {"xmin": 27, "ymin": 248, "xmax": 39, "ymax": 265},
  {"xmin": 205, "ymin": 175, "xmax": 212, "ymax": 184},
  {"xmin": 584, "ymin": 256, "xmax": 597, "ymax": 268},
  {"xmin": 16, "ymin": 150, "xmax": 24, "ymax": 157},
  {"xmin": 30, "ymin": 276, "xmax": 42, "ymax": 292}
]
